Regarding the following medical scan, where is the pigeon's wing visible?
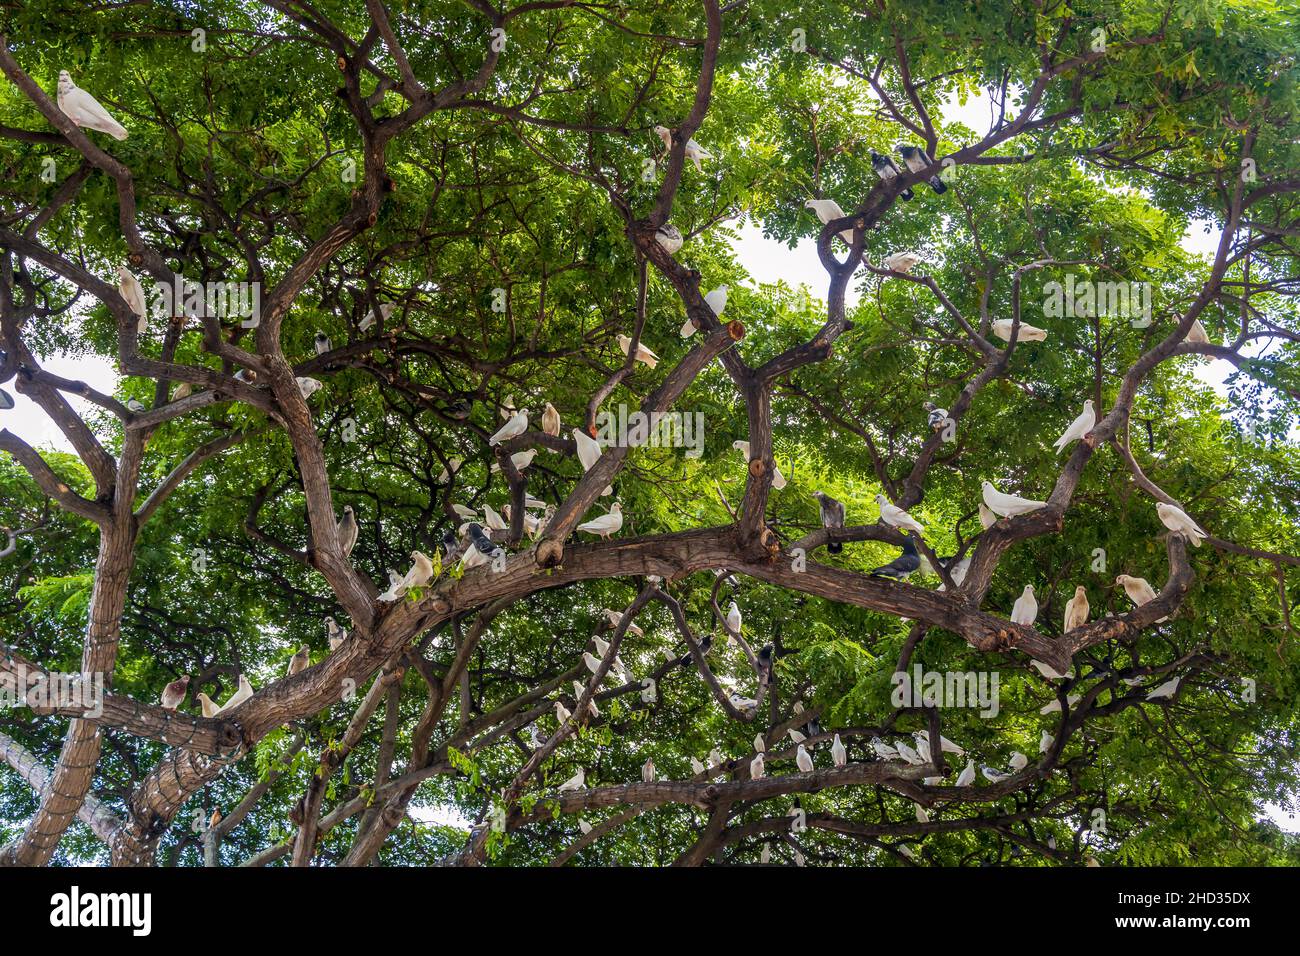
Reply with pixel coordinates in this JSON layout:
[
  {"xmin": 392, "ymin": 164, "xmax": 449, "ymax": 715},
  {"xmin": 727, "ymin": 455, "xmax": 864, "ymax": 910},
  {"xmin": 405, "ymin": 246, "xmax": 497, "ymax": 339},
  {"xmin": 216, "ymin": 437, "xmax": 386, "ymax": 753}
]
[{"xmin": 64, "ymin": 87, "xmax": 128, "ymax": 139}]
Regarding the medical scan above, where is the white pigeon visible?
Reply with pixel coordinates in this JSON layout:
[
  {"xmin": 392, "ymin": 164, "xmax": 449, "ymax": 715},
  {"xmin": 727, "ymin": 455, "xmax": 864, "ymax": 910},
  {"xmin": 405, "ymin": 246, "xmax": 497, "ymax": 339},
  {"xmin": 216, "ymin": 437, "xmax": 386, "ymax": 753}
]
[
  {"xmin": 582, "ymin": 652, "xmax": 603, "ymax": 676},
  {"xmin": 831, "ymin": 734, "xmax": 847, "ymax": 767},
  {"xmin": 1010, "ymin": 585, "xmax": 1038, "ymax": 626},
  {"xmin": 577, "ymin": 502, "xmax": 623, "ymax": 539},
  {"xmin": 56, "ymin": 71, "xmax": 128, "ymax": 140},
  {"xmin": 795, "ymin": 744, "xmax": 814, "ymax": 773},
  {"xmin": 602, "ymin": 609, "xmax": 644, "ymax": 637},
  {"xmin": 915, "ymin": 805, "xmax": 930, "ymax": 823},
  {"xmin": 683, "ymin": 284, "xmax": 729, "ymax": 338},
  {"xmin": 981, "ymin": 480, "xmax": 1048, "ymax": 518},
  {"xmin": 653, "ymin": 124, "xmax": 710, "ymax": 170},
  {"xmin": 1039, "ymin": 694, "xmax": 1081, "ymax": 715},
  {"xmin": 557, "ymin": 768, "xmax": 586, "ymax": 792},
  {"xmin": 1008, "ymin": 751, "xmax": 1029, "ymax": 771},
  {"xmin": 1116, "ymin": 574, "xmax": 1167, "ymax": 621},
  {"xmin": 705, "ymin": 284, "xmax": 729, "ymax": 317},
  {"xmin": 954, "ymin": 760, "xmax": 976, "ymax": 786},
  {"xmin": 874, "ymin": 494, "xmax": 924, "ymax": 535},
  {"xmin": 804, "ymin": 198, "xmax": 855, "ymax": 244},
  {"xmin": 491, "ymin": 449, "xmax": 536, "ymax": 473},
  {"xmin": 489, "ymin": 408, "xmax": 528, "ymax": 446},
  {"xmin": 1031, "ymin": 659, "xmax": 1073, "ymax": 680},
  {"xmin": 895, "ymin": 740, "xmax": 924, "ymax": 765},
  {"xmin": 1053, "ymin": 400, "xmax": 1096, "ymax": 454},
  {"xmin": 296, "ymin": 377, "xmax": 323, "ymax": 399},
  {"xmin": 117, "ymin": 266, "xmax": 147, "ymax": 332},
  {"xmin": 750, "ymin": 753, "xmax": 765, "ymax": 779},
  {"xmin": 554, "ymin": 700, "xmax": 571, "ymax": 724},
  {"xmin": 1039, "ymin": 730, "xmax": 1054, "ymax": 754},
  {"xmin": 871, "ymin": 737, "xmax": 899, "ymax": 759},
  {"xmin": 213, "ymin": 674, "xmax": 254, "ymax": 716},
  {"xmin": 690, "ymin": 757, "xmax": 705, "ymax": 775},
  {"xmin": 1146, "ymin": 676, "xmax": 1181, "ymax": 701},
  {"xmin": 912, "ymin": 732, "xmax": 931, "ymax": 763},
  {"xmin": 937, "ymin": 555, "xmax": 971, "ymax": 592},
  {"xmin": 725, "ymin": 601, "xmax": 742, "ymax": 636},
  {"xmin": 935, "ymin": 734, "xmax": 964, "ymax": 756},
  {"xmin": 760, "ymin": 844, "xmax": 771, "ymax": 864},
  {"xmin": 982, "ymin": 766, "xmax": 1013, "ymax": 783},
  {"xmin": 579, "ymin": 820, "xmax": 592, "ymax": 835},
  {"xmin": 754, "ymin": 733, "xmax": 766, "ymax": 754},
  {"xmin": 541, "ymin": 402, "xmax": 560, "ymax": 437},
  {"xmin": 732, "ymin": 440, "xmax": 786, "ymax": 490},
  {"xmin": 573, "ymin": 680, "xmax": 598, "ymax": 716},
  {"xmin": 483, "ymin": 504, "xmax": 507, "ymax": 531},
  {"xmin": 572, "ymin": 427, "xmax": 603, "ymax": 471},
  {"xmin": 1184, "ymin": 319, "xmax": 1211, "ymax": 344},
  {"xmin": 788, "ymin": 728, "xmax": 806, "ymax": 744},
  {"xmin": 377, "ymin": 551, "xmax": 435, "ymax": 601},
  {"xmin": 990, "ymin": 318, "xmax": 1048, "ymax": 342},
  {"xmin": 883, "ymin": 251, "xmax": 921, "ymax": 274},
  {"xmin": 978, "ymin": 503, "xmax": 998, "ymax": 529},
  {"xmin": 452, "ymin": 503, "xmax": 478, "ymax": 520},
  {"xmin": 435, "ymin": 458, "xmax": 462, "ymax": 484},
  {"xmin": 1063, "ymin": 585, "xmax": 1090, "ymax": 633},
  {"xmin": 1156, "ymin": 502, "xmax": 1208, "ymax": 547},
  {"xmin": 618, "ymin": 334, "xmax": 660, "ymax": 369},
  {"xmin": 642, "ymin": 758, "xmax": 655, "ymax": 782},
  {"xmin": 459, "ymin": 542, "xmax": 490, "ymax": 571}
]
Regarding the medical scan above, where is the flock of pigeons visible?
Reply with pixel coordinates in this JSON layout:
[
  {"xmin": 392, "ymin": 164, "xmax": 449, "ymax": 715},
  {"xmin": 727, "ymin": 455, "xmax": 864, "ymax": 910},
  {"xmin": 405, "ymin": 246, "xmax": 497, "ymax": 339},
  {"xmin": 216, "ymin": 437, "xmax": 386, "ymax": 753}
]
[{"xmin": 45, "ymin": 80, "xmax": 1204, "ymax": 850}]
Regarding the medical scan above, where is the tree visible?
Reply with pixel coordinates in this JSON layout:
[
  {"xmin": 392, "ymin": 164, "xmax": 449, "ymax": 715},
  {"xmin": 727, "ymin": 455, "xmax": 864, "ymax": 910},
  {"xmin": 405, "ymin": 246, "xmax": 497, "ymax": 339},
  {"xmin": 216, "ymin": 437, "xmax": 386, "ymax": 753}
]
[{"xmin": 0, "ymin": 0, "xmax": 1298, "ymax": 867}]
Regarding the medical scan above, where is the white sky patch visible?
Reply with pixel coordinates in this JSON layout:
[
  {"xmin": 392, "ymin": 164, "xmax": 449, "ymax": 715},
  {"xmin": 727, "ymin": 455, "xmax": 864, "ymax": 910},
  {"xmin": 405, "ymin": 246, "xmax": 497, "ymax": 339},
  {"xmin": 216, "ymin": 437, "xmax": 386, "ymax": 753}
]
[
  {"xmin": 1262, "ymin": 802, "xmax": 1300, "ymax": 834},
  {"xmin": 2, "ymin": 352, "xmax": 120, "ymax": 452},
  {"xmin": 409, "ymin": 802, "xmax": 473, "ymax": 831}
]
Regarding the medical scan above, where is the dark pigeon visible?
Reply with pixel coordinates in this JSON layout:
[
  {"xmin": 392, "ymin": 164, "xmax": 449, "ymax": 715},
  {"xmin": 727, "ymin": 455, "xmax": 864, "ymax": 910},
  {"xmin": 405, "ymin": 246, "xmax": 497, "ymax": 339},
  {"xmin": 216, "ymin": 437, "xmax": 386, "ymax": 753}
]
[
  {"xmin": 895, "ymin": 144, "xmax": 948, "ymax": 194},
  {"xmin": 813, "ymin": 491, "xmax": 846, "ymax": 554},
  {"xmin": 871, "ymin": 151, "xmax": 913, "ymax": 200},
  {"xmin": 870, "ymin": 533, "xmax": 921, "ymax": 579}
]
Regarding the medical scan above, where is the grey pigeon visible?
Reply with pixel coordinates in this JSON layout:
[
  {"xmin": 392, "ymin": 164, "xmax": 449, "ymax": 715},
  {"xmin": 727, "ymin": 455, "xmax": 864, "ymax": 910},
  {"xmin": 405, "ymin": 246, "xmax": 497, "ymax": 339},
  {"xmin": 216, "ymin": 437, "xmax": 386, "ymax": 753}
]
[
  {"xmin": 871, "ymin": 151, "xmax": 913, "ymax": 200},
  {"xmin": 870, "ymin": 533, "xmax": 921, "ymax": 579},
  {"xmin": 337, "ymin": 505, "xmax": 359, "ymax": 557},
  {"xmin": 895, "ymin": 144, "xmax": 948, "ymax": 194},
  {"xmin": 813, "ymin": 491, "xmax": 846, "ymax": 554}
]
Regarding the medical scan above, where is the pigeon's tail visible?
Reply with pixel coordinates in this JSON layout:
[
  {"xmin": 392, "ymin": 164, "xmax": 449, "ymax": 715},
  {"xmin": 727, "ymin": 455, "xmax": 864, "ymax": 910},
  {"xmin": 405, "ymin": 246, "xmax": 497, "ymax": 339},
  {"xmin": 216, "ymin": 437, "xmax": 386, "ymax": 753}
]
[
  {"xmin": 928, "ymin": 176, "xmax": 947, "ymax": 194},
  {"xmin": 828, "ymin": 540, "xmax": 843, "ymax": 554}
]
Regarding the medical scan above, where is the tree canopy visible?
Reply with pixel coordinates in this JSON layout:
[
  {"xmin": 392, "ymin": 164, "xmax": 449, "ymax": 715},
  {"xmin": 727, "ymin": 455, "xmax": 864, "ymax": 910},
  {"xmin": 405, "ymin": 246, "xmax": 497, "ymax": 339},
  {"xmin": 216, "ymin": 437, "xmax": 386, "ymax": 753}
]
[{"xmin": 1, "ymin": 0, "xmax": 1298, "ymax": 867}]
